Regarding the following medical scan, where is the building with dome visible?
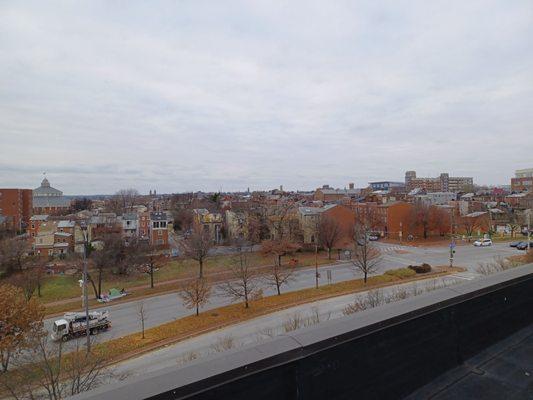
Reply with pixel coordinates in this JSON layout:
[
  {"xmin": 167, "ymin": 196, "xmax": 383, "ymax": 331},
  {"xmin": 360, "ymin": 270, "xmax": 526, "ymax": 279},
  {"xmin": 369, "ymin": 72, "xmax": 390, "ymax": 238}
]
[{"xmin": 33, "ymin": 177, "xmax": 71, "ymax": 214}]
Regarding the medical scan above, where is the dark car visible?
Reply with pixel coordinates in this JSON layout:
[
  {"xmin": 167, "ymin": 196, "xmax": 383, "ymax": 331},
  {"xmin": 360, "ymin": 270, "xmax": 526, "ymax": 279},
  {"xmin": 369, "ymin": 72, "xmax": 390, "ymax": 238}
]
[
  {"xmin": 516, "ymin": 242, "xmax": 532, "ymax": 250},
  {"xmin": 509, "ymin": 241, "xmax": 522, "ymax": 247}
]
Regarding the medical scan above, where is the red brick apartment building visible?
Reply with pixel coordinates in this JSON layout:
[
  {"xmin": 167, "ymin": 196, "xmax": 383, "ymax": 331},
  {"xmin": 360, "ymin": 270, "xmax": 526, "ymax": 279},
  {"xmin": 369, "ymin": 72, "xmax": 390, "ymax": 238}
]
[{"xmin": 0, "ymin": 188, "xmax": 33, "ymax": 231}]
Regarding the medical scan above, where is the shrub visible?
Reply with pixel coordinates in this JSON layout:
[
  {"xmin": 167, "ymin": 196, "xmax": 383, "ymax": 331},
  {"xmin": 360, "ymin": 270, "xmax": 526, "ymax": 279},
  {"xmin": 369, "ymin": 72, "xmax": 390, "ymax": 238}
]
[
  {"xmin": 385, "ymin": 268, "xmax": 416, "ymax": 279},
  {"xmin": 408, "ymin": 264, "xmax": 431, "ymax": 273}
]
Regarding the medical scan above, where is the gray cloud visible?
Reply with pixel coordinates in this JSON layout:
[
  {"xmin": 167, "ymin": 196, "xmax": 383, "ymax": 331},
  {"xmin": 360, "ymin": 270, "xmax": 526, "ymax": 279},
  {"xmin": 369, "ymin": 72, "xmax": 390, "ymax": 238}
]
[{"xmin": 0, "ymin": 0, "xmax": 532, "ymax": 194}]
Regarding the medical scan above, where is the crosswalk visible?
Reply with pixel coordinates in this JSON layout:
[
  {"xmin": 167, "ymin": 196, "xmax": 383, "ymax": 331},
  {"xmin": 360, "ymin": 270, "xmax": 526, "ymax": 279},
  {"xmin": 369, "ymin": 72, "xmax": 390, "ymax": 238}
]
[
  {"xmin": 376, "ymin": 244, "xmax": 411, "ymax": 254},
  {"xmin": 450, "ymin": 272, "xmax": 480, "ymax": 281}
]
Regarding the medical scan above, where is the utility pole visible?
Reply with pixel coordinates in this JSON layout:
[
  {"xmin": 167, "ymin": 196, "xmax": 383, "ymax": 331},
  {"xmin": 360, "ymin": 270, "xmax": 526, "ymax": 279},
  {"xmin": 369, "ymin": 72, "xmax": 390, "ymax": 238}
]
[
  {"xmin": 315, "ymin": 220, "xmax": 319, "ymax": 289},
  {"xmin": 449, "ymin": 209, "xmax": 455, "ymax": 268},
  {"xmin": 527, "ymin": 208, "xmax": 531, "ymax": 251},
  {"xmin": 82, "ymin": 226, "xmax": 91, "ymax": 353},
  {"xmin": 399, "ymin": 221, "xmax": 403, "ymax": 245}
]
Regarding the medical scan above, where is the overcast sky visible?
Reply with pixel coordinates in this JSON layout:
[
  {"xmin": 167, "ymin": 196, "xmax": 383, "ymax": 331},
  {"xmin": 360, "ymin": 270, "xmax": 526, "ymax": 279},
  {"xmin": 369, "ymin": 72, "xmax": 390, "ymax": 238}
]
[{"xmin": 1, "ymin": 1, "xmax": 532, "ymax": 195}]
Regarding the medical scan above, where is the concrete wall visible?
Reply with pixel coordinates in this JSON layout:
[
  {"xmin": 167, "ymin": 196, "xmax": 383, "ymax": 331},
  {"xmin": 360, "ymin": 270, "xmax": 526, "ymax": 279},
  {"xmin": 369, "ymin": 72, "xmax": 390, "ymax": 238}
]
[{"xmin": 74, "ymin": 264, "xmax": 533, "ymax": 400}]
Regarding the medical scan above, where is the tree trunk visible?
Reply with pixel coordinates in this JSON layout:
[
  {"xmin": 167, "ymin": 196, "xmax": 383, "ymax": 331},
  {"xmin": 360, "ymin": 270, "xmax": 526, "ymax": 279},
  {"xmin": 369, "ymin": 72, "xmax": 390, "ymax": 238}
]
[
  {"xmin": 87, "ymin": 274, "xmax": 99, "ymax": 300},
  {"xmin": 364, "ymin": 271, "xmax": 368, "ymax": 283},
  {"xmin": 199, "ymin": 259, "xmax": 203, "ymax": 278},
  {"xmin": 196, "ymin": 304, "xmax": 199, "ymax": 316},
  {"xmin": 328, "ymin": 247, "xmax": 332, "ymax": 260},
  {"xmin": 1, "ymin": 351, "xmax": 10, "ymax": 372},
  {"xmin": 150, "ymin": 263, "xmax": 154, "ymax": 289},
  {"xmin": 278, "ymin": 254, "xmax": 282, "ymax": 267},
  {"xmin": 97, "ymin": 269, "xmax": 102, "ymax": 298},
  {"xmin": 276, "ymin": 283, "xmax": 281, "ymax": 296}
]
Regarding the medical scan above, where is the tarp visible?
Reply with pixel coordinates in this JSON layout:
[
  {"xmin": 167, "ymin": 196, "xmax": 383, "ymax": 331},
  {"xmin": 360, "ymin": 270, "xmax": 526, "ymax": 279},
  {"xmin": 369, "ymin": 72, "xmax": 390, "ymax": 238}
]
[{"xmin": 109, "ymin": 288, "xmax": 121, "ymax": 297}]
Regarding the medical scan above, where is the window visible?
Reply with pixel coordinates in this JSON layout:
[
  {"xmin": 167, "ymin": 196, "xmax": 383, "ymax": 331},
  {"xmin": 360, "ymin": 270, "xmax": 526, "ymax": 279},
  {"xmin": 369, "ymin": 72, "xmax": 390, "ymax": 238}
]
[
  {"xmin": 153, "ymin": 221, "xmax": 160, "ymax": 228},
  {"xmin": 158, "ymin": 230, "xmax": 162, "ymax": 236},
  {"xmin": 161, "ymin": 221, "xmax": 167, "ymax": 228},
  {"xmin": 31, "ymin": 223, "xmax": 35, "ymax": 229}
]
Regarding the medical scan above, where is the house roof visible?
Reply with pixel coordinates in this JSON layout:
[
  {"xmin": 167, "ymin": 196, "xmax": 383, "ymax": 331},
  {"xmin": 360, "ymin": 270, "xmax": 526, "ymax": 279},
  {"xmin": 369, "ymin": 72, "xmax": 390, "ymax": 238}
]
[
  {"xmin": 54, "ymin": 232, "xmax": 72, "ymax": 237},
  {"xmin": 150, "ymin": 211, "xmax": 168, "ymax": 221},
  {"xmin": 57, "ymin": 220, "xmax": 75, "ymax": 228},
  {"xmin": 30, "ymin": 214, "xmax": 49, "ymax": 221}
]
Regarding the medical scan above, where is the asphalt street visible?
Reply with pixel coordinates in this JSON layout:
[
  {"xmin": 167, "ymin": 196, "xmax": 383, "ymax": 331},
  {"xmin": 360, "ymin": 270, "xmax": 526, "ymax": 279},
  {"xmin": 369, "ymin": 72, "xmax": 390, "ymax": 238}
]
[
  {"xmin": 112, "ymin": 273, "xmax": 468, "ymax": 378},
  {"xmin": 44, "ymin": 242, "xmax": 519, "ymax": 345}
]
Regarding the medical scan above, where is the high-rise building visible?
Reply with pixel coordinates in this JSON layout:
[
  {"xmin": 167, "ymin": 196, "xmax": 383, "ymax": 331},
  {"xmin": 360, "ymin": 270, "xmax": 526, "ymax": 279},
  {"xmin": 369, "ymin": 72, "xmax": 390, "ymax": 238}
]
[
  {"xmin": 511, "ymin": 168, "xmax": 533, "ymax": 192},
  {"xmin": 405, "ymin": 171, "xmax": 473, "ymax": 193},
  {"xmin": 0, "ymin": 188, "xmax": 33, "ymax": 231}
]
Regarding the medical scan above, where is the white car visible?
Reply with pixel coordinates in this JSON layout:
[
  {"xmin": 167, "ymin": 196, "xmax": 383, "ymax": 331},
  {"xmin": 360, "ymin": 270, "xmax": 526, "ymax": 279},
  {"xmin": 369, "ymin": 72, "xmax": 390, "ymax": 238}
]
[{"xmin": 473, "ymin": 238, "xmax": 492, "ymax": 247}]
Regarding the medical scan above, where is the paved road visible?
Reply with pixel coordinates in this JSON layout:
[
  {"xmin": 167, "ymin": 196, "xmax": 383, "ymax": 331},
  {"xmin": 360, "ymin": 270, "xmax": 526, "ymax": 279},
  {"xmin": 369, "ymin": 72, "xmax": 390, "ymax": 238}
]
[
  {"xmin": 112, "ymin": 273, "xmax": 470, "ymax": 378},
  {"xmin": 44, "ymin": 242, "xmax": 518, "ymax": 345}
]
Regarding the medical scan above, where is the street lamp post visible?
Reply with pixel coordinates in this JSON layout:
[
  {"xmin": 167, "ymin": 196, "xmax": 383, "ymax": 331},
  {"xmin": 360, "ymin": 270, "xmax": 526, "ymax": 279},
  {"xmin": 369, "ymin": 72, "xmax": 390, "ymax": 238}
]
[
  {"xmin": 81, "ymin": 225, "xmax": 91, "ymax": 352},
  {"xmin": 449, "ymin": 210, "xmax": 455, "ymax": 268},
  {"xmin": 527, "ymin": 209, "xmax": 531, "ymax": 250}
]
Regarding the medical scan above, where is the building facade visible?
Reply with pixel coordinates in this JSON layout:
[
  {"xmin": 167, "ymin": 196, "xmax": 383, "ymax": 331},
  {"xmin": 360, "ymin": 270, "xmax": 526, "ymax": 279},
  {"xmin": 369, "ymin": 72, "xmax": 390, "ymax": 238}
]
[
  {"xmin": 405, "ymin": 171, "xmax": 473, "ymax": 193},
  {"xmin": 511, "ymin": 168, "xmax": 533, "ymax": 192},
  {"xmin": 0, "ymin": 188, "xmax": 33, "ymax": 231},
  {"xmin": 32, "ymin": 178, "xmax": 71, "ymax": 214}
]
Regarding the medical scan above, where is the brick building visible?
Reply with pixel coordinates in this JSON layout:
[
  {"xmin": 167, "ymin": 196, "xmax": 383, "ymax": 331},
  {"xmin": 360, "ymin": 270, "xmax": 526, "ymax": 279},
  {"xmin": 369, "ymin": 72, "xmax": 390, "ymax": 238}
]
[
  {"xmin": 0, "ymin": 188, "xmax": 33, "ymax": 231},
  {"xmin": 511, "ymin": 168, "xmax": 533, "ymax": 193},
  {"xmin": 313, "ymin": 184, "xmax": 361, "ymax": 202},
  {"xmin": 149, "ymin": 211, "xmax": 170, "ymax": 247},
  {"xmin": 405, "ymin": 171, "xmax": 473, "ymax": 193}
]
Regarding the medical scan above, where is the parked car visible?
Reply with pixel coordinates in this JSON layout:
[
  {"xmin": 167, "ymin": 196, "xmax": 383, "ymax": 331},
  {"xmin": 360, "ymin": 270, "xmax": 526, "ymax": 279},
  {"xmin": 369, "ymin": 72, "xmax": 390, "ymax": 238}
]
[
  {"xmin": 509, "ymin": 241, "xmax": 522, "ymax": 247},
  {"xmin": 473, "ymin": 238, "xmax": 493, "ymax": 247},
  {"xmin": 516, "ymin": 242, "xmax": 532, "ymax": 250},
  {"xmin": 367, "ymin": 234, "xmax": 379, "ymax": 241}
]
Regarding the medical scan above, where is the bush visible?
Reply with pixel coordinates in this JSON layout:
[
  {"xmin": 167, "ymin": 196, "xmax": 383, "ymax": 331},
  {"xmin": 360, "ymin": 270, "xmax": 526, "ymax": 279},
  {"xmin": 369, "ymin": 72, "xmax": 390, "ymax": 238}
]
[
  {"xmin": 408, "ymin": 264, "xmax": 431, "ymax": 273},
  {"xmin": 385, "ymin": 268, "xmax": 416, "ymax": 279}
]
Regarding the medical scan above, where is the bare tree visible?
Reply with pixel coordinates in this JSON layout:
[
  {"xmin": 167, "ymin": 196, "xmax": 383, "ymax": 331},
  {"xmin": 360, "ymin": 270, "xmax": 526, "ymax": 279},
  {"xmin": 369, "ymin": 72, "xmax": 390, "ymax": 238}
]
[
  {"xmin": 318, "ymin": 216, "xmax": 342, "ymax": 260},
  {"xmin": 409, "ymin": 203, "xmax": 432, "ymax": 239},
  {"xmin": 179, "ymin": 227, "xmax": 212, "ymax": 278},
  {"xmin": 460, "ymin": 213, "xmax": 486, "ymax": 240},
  {"xmin": 0, "ymin": 335, "xmax": 120, "ymax": 400},
  {"xmin": 136, "ymin": 301, "xmax": 148, "ymax": 339},
  {"xmin": 0, "ymin": 237, "xmax": 30, "ymax": 276},
  {"xmin": 178, "ymin": 278, "xmax": 212, "ymax": 316},
  {"xmin": 350, "ymin": 241, "xmax": 381, "ymax": 283},
  {"xmin": 350, "ymin": 211, "xmax": 381, "ymax": 283},
  {"xmin": 261, "ymin": 239, "xmax": 300, "ymax": 267},
  {"xmin": 221, "ymin": 251, "xmax": 261, "ymax": 308},
  {"xmin": 263, "ymin": 263, "xmax": 294, "ymax": 295},
  {"xmin": 108, "ymin": 188, "xmax": 140, "ymax": 214},
  {"xmin": 90, "ymin": 233, "xmax": 124, "ymax": 298}
]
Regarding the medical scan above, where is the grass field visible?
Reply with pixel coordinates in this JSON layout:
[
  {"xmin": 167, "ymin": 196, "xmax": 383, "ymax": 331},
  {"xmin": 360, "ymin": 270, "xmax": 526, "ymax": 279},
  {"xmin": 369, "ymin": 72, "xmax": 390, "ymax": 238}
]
[{"xmin": 36, "ymin": 250, "xmax": 333, "ymax": 310}]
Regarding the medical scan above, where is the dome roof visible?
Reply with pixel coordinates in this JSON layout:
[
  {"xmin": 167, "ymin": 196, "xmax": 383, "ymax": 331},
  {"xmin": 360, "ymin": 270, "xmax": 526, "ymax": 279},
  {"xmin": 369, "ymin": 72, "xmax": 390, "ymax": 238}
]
[{"xmin": 33, "ymin": 178, "xmax": 63, "ymax": 197}]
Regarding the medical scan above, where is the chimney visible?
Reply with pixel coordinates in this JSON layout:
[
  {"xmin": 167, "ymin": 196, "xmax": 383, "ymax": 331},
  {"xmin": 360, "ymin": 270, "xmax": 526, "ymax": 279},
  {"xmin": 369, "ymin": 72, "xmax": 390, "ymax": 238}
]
[{"xmin": 349, "ymin": 183, "xmax": 354, "ymax": 189}]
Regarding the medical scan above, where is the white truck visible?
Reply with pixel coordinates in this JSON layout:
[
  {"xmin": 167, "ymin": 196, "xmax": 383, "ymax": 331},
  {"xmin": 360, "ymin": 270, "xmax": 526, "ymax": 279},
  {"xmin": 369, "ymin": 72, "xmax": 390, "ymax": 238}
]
[{"xmin": 51, "ymin": 310, "xmax": 111, "ymax": 341}]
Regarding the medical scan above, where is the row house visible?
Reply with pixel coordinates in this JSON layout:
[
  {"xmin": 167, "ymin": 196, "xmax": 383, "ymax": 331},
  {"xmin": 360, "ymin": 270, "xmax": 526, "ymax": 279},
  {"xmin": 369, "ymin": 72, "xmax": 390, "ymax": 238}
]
[
  {"xmin": 297, "ymin": 204, "xmax": 354, "ymax": 249},
  {"xmin": 149, "ymin": 211, "xmax": 170, "ymax": 247},
  {"xmin": 225, "ymin": 210, "xmax": 248, "ymax": 240},
  {"xmin": 121, "ymin": 213, "xmax": 139, "ymax": 242},
  {"xmin": 313, "ymin": 184, "xmax": 361, "ymax": 203},
  {"xmin": 193, "ymin": 209, "xmax": 223, "ymax": 244},
  {"xmin": 504, "ymin": 193, "xmax": 533, "ymax": 210}
]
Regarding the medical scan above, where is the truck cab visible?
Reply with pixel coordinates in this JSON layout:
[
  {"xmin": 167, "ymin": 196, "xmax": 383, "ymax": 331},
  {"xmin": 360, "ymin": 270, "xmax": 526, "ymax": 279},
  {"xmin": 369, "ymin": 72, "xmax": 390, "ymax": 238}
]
[{"xmin": 51, "ymin": 318, "xmax": 69, "ymax": 341}]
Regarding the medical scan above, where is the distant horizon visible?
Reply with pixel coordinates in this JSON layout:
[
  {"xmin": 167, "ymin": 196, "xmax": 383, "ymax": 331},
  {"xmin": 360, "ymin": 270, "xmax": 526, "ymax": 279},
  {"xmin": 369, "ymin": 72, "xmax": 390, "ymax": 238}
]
[{"xmin": 1, "ymin": 172, "xmax": 516, "ymax": 197}]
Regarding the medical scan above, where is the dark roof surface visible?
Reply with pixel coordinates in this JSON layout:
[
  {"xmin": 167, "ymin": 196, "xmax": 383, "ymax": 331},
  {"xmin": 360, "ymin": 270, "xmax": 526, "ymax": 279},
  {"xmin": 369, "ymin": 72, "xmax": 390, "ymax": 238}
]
[{"xmin": 405, "ymin": 323, "xmax": 533, "ymax": 400}]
